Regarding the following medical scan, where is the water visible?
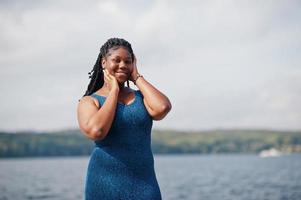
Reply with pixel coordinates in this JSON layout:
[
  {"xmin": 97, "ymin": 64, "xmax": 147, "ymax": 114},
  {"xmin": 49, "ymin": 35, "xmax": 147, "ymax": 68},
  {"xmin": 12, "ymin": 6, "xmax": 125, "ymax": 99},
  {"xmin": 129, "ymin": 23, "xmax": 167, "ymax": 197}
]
[
  {"xmin": 0, "ymin": 154, "xmax": 300, "ymax": 200},
  {"xmin": 156, "ymin": 154, "xmax": 301, "ymax": 200}
]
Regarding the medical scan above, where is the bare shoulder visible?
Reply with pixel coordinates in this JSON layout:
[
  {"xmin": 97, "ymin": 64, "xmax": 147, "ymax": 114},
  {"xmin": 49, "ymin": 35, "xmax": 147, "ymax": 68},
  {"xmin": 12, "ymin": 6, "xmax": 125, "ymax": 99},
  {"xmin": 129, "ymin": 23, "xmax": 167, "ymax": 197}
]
[
  {"xmin": 78, "ymin": 95, "xmax": 100, "ymax": 110},
  {"xmin": 77, "ymin": 95, "xmax": 101, "ymax": 139}
]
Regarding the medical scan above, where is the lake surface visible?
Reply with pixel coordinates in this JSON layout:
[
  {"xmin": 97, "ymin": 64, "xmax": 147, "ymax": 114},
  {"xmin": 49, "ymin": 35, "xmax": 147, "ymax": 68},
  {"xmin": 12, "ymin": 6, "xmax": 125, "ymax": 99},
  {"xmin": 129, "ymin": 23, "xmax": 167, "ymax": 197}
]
[{"xmin": 0, "ymin": 154, "xmax": 300, "ymax": 200}]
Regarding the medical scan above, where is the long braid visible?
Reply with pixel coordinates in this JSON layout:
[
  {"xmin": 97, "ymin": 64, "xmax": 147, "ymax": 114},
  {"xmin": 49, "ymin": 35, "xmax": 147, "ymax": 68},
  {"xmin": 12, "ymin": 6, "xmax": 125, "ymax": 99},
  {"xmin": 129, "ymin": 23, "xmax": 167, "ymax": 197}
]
[
  {"xmin": 82, "ymin": 53, "xmax": 103, "ymax": 97},
  {"xmin": 81, "ymin": 38, "xmax": 134, "ymax": 100}
]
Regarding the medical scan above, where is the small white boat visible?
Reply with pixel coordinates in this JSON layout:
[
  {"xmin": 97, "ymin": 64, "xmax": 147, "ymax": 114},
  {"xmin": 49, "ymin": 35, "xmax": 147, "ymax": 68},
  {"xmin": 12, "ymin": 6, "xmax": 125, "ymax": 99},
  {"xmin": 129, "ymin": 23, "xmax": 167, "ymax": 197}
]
[{"xmin": 259, "ymin": 148, "xmax": 282, "ymax": 158}]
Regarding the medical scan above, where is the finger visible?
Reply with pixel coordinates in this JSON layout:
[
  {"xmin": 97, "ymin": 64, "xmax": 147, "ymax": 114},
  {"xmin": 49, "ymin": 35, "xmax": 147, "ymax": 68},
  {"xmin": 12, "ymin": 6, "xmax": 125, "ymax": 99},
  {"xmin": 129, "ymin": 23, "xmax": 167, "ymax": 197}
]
[
  {"xmin": 103, "ymin": 70, "xmax": 108, "ymax": 78},
  {"xmin": 103, "ymin": 75, "xmax": 108, "ymax": 84},
  {"xmin": 105, "ymin": 69, "xmax": 116, "ymax": 80},
  {"xmin": 133, "ymin": 57, "xmax": 137, "ymax": 68},
  {"xmin": 103, "ymin": 71, "xmax": 110, "ymax": 82},
  {"xmin": 103, "ymin": 68, "xmax": 108, "ymax": 75},
  {"xmin": 104, "ymin": 69, "xmax": 111, "ymax": 77},
  {"xmin": 104, "ymin": 69, "xmax": 111, "ymax": 79}
]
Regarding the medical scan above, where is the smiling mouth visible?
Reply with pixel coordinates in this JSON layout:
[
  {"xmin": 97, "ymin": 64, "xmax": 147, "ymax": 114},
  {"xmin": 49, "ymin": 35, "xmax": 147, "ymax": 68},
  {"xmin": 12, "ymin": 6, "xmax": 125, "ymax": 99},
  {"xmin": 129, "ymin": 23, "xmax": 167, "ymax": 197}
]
[{"xmin": 116, "ymin": 72, "xmax": 128, "ymax": 76}]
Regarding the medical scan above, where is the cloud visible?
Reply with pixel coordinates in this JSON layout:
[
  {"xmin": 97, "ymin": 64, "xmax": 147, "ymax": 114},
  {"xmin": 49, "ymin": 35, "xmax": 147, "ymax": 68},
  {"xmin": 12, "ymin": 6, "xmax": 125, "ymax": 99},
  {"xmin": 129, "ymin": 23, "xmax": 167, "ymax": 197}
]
[{"xmin": 0, "ymin": 0, "xmax": 300, "ymax": 131}]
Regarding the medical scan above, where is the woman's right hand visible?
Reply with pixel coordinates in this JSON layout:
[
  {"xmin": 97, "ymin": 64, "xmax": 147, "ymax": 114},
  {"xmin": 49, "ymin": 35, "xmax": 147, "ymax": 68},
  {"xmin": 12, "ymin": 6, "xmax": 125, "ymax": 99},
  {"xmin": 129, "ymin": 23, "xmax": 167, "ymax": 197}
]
[{"xmin": 103, "ymin": 68, "xmax": 119, "ymax": 92}]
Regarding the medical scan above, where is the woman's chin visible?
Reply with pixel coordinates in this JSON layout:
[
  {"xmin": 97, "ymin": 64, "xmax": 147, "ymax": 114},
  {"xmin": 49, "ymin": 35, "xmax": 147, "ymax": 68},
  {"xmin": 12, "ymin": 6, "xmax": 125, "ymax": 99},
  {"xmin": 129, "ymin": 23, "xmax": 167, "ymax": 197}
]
[{"xmin": 116, "ymin": 77, "xmax": 129, "ymax": 84}]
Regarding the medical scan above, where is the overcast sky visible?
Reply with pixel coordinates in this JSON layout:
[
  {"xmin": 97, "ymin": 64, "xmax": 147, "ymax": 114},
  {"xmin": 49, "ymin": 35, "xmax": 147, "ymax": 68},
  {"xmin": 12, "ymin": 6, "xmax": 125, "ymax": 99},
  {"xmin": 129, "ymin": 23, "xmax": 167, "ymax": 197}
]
[{"xmin": 0, "ymin": 0, "xmax": 300, "ymax": 132}]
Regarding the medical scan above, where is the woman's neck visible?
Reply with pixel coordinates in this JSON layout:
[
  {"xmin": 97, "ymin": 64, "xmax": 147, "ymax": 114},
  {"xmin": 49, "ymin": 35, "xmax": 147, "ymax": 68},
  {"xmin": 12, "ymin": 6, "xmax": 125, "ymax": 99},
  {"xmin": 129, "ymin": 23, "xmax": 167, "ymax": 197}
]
[
  {"xmin": 101, "ymin": 83, "xmax": 128, "ymax": 93},
  {"xmin": 119, "ymin": 83, "xmax": 125, "ymax": 90}
]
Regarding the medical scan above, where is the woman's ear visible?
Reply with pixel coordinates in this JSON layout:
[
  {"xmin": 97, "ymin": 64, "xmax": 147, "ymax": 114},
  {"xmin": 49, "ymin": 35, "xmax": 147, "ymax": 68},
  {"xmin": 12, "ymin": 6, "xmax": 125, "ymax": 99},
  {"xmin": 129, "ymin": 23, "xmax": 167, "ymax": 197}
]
[{"xmin": 101, "ymin": 58, "xmax": 106, "ymax": 68}]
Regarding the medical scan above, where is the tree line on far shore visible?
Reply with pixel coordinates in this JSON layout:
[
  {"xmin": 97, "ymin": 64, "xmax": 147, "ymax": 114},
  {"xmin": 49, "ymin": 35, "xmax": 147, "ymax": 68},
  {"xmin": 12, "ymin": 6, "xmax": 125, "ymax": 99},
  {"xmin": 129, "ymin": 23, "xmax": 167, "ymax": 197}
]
[{"xmin": 0, "ymin": 129, "xmax": 300, "ymax": 158}]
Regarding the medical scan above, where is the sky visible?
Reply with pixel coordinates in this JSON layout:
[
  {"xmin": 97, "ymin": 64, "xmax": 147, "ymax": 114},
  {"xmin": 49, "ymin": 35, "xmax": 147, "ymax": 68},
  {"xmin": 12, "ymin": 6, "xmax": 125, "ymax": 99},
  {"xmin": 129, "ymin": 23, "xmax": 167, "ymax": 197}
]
[{"xmin": 0, "ymin": 0, "xmax": 300, "ymax": 132}]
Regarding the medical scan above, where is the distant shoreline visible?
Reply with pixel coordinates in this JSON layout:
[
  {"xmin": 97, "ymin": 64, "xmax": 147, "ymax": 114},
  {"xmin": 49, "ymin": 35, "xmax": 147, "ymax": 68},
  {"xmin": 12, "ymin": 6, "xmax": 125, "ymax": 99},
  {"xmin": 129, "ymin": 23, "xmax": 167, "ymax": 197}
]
[{"xmin": 1, "ymin": 129, "xmax": 300, "ymax": 158}]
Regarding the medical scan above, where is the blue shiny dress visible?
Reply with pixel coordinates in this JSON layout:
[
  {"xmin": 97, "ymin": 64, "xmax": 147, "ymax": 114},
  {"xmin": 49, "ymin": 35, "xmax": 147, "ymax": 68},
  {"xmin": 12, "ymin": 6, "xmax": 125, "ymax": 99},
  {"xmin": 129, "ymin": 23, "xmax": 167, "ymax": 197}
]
[{"xmin": 85, "ymin": 90, "xmax": 162, "ymax": 200}]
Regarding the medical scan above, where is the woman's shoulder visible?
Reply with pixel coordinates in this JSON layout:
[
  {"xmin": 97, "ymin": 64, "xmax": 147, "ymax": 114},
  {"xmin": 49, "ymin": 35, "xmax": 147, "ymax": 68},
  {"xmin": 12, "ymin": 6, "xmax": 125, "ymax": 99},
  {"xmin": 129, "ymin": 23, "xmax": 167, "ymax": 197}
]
[{"xmin": 78, "ymin": 95, "xmax": 100, "ymax": 109}]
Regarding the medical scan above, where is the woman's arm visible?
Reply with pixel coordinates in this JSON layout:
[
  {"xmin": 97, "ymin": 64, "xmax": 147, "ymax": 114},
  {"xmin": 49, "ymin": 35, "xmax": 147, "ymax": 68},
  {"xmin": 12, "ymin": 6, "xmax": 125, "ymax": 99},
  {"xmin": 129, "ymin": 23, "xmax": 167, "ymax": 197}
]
[
  {"xmin": 131, "ymin": 57, "xmax": 172, "ymax": 120},
  {"xmin": 136, "ymin": 77, "xmax": 172, "ymax": 120},
  {"xmin": 77, "ymin": 70, "xmax": 119, "ymax": 140},
  {"xmin": 77, "ymin": 89, "xmax": 118, "ymax": 140}
]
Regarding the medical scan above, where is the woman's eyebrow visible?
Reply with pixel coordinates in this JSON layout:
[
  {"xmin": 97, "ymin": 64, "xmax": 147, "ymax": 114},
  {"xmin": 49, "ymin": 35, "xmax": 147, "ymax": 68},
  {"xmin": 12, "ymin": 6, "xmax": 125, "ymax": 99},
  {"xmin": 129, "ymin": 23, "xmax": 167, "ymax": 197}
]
[{"xmin": 112, "ymin": 55, "xmax": 131, "ymax": 60}]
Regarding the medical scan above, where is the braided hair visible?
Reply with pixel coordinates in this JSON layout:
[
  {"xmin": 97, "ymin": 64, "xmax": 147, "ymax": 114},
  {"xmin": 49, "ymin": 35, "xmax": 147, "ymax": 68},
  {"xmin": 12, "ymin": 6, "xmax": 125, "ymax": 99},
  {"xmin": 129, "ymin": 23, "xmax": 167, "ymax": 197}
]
[{"xmin": 81, "ymin": 38, "xmax": 134, "ymax": 99}]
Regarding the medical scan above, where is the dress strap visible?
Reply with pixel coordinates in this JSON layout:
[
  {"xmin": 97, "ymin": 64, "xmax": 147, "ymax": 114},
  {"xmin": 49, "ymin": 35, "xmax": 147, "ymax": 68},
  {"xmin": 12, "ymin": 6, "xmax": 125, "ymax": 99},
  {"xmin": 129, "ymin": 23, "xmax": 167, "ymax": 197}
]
[
  {"xmin": 135, "ymin": 90, "xmax": 143, "ymax": 98},
  {"xmin": 90, "ymin": 93, "xmax": 106, "ymax": 107}
]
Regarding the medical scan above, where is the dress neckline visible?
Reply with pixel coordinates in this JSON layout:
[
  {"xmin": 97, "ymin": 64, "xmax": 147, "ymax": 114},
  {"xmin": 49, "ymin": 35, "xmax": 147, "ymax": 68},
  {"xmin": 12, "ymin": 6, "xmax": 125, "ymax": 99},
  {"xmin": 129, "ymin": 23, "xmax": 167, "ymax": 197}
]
[{"xmin": 93, "ymin": 90, "xmax": 137, "ymax": 107}]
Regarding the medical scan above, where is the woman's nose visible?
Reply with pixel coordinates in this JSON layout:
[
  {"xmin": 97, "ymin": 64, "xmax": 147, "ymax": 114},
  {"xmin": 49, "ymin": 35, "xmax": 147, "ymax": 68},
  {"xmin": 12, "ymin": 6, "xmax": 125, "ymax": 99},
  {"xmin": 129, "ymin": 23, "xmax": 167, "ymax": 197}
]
[{"xmin": 119, "ymin": 61, "xmax": 127, "ymax": 69}]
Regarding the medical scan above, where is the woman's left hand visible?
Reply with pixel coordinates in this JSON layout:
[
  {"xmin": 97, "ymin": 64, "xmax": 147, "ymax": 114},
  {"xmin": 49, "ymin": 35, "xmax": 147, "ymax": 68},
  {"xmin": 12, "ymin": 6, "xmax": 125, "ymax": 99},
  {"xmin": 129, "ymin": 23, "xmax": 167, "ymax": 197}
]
[{"xmin": 130, "ymin": 55, "xmax": 139, "ymax": 83}]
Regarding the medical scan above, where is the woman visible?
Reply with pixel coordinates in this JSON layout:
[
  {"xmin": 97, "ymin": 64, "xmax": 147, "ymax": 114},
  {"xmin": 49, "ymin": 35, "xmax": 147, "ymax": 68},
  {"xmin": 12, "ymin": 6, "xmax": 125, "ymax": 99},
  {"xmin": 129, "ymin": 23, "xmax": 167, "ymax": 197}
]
[{"xmin": 77, "ymin": 38, "xmax": 172, "ymax": 200}]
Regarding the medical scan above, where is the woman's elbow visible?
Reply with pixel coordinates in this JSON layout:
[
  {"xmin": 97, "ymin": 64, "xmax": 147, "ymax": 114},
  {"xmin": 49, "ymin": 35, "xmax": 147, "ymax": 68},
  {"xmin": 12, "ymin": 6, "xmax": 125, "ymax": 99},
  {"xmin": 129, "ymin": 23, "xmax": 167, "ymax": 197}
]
[
  {"xmin": 162, "ymin": 103, "xmax": 172, "ymax": 114},
  {"xmin": 152, "ymin": 103, "xmax": 172, "ymax": 120},
  {"xmin": 89, "ymin": 127, "xmax": 106, "ymax": 140},
  {"xmin": 81, "ymin": 125, "xmax": 106, "ymax": 141}
]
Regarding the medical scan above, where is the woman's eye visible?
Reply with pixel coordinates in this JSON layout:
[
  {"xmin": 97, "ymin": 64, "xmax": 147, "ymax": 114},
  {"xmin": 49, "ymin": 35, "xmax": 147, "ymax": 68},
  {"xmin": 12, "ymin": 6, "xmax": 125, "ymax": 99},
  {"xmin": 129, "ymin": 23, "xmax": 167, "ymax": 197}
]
[{"xmin": 112, "ymin": 59, "xmax": 120, "ymax": 63}]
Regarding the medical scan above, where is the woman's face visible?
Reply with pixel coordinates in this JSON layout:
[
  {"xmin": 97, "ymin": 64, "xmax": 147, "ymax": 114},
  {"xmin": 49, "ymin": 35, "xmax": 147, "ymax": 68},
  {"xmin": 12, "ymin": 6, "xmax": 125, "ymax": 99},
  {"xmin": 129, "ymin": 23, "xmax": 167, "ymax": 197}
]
[{"xmin": 102, "ymin": 47, "xmax": 133, "ymax": 84}]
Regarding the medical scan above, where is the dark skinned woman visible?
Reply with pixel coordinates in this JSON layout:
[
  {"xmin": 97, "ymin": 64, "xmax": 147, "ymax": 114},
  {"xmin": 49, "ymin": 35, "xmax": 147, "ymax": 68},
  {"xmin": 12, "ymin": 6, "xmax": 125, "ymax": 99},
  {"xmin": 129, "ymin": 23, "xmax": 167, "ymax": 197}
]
[{"xmin": 77, "ymin": 38, "xmax": 171, "ymax": 200}]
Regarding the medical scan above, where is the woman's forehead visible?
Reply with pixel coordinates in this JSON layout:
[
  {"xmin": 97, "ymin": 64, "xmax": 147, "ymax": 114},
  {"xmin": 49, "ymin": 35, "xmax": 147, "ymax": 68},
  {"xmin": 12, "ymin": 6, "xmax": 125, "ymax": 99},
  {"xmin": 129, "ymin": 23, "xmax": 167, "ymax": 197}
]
[{"xmin": 107, "ymin": 46, "xmax": 131, "ymax": 57}]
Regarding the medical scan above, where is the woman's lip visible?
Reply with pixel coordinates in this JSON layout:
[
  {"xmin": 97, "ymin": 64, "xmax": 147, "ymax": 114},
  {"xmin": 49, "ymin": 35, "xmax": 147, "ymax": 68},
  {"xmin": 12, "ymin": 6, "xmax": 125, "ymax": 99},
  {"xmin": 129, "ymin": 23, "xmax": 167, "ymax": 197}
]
[{"xmin": 116, "ymin": 71, "xmax": 128, "ymax": 75}]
